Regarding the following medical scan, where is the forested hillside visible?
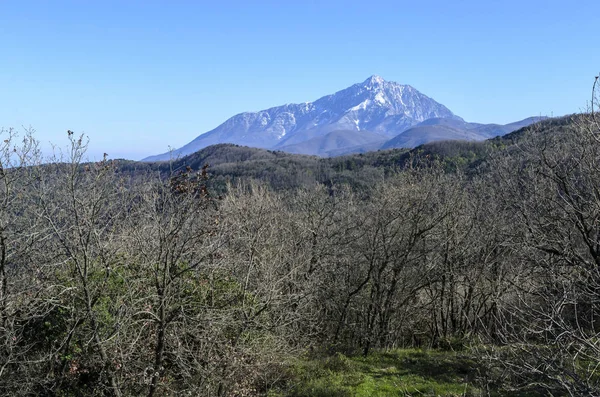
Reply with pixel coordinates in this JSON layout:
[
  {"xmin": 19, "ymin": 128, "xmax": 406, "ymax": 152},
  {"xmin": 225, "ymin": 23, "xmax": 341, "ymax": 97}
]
[
  {"xmin": 0, "ymin": 112, "xmax": 599, "ymax": 396},
  {"xmin": 115, "ymin": 115, "xmax": 570, "ymax": 194}
]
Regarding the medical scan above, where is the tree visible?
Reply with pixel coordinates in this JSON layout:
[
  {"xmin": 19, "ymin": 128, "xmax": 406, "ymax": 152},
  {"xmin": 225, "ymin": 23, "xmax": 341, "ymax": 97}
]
[{"xmin": 483, "ymin": 105, "xmax": 600, "ymax": 395}]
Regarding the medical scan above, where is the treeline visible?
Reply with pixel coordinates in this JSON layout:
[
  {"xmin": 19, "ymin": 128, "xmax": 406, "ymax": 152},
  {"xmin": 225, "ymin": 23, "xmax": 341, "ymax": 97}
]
[
  {"xmin": 116, "ymin": 116, "xmax": 574, "ymax": 194},
  {"xmin": 0, "ymin": 112, "xmax": 599, "ymax": 396},
  {"xmin": 116, "ymin": 134, "xmax": 498, "ymax": 193}
]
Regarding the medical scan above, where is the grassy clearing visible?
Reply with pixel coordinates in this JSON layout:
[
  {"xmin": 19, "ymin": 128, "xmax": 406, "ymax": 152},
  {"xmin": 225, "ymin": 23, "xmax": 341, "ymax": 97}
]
[{"xmin": 269, "ymin": 349, "xmax": 485, "ymax": 397}]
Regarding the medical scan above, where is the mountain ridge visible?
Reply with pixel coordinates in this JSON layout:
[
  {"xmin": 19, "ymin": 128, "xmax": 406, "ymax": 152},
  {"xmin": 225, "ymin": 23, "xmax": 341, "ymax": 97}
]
[
  {"xmin": 143, "ymin": 75, "xmax": 458, "ymax": 161},
  {"xmin": 143, "ymin": 76, "xmax": 541, "ymax": 160}
]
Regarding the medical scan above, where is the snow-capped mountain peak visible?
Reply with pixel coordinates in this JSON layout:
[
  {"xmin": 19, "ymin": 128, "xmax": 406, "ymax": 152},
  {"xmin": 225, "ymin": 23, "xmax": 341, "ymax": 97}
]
[
  {"xmin": 362, "ymin": 74, "xmax": 385, "ymax": 88},
  {"xmin": 143, "ymin": 76, "xmax": 460, "ymax": 161}
]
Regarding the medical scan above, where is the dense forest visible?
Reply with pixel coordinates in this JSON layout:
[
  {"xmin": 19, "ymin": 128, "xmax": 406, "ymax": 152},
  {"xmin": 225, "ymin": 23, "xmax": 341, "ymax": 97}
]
[{"xmin": 0, "ymin": 111, "xmax": 599, "ymax": 396}]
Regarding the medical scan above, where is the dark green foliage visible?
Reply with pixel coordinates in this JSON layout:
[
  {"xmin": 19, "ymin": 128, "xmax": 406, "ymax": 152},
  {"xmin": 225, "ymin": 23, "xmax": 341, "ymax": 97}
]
[{"xmin": 115, "ymin": 115, "xmax": 562, "ymax": 193}]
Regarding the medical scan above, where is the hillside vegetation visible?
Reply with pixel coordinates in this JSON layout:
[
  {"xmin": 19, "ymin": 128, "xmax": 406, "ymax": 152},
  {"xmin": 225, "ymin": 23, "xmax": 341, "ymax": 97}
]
[{"xmin": 0, "ymin": 112, "xmax": 599, "ymax": 396}]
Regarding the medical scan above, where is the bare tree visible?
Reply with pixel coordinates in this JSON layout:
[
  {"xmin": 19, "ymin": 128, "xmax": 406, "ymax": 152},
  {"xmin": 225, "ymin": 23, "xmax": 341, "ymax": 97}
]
[{"xmin": 482, "ymin": 104, "xmax": 600, "ymax": 395}]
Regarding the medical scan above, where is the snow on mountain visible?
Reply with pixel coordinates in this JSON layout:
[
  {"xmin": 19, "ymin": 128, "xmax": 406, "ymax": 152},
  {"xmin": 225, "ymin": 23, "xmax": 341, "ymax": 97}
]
[{"xmin": 143, "ymin": 75, "xmax": 460, "ymax": 161}]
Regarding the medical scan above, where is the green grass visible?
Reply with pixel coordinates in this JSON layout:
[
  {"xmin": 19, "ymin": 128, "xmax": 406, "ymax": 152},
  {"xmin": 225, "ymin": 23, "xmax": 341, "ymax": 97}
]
[{"xmin": 269, "ymin": 349, "xmax": 484, "ymax": 397}]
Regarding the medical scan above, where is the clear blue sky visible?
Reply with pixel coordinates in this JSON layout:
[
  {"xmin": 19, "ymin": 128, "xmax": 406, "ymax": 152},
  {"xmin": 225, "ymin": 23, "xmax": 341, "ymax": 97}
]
[{"xmin": 1, "ymin": 0, "xmax": 598, "ymax": 160}]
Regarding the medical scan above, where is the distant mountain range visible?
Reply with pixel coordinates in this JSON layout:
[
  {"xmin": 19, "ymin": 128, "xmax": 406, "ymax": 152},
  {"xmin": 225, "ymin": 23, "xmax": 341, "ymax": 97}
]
[{"xmin": 143, "ymin": 76, "xmax": 544, "ymax": 161}]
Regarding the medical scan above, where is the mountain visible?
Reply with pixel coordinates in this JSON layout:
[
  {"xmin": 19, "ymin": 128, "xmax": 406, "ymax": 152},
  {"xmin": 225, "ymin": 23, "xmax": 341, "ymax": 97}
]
[
  {"xmin": 380, "ymin": 116, "xmax": 547, "ymax": 150},
  {"xmin": 277, "ymin": 129, "xmax": 389, "ymax": 156},
  {"xmin": 143, "ymin": 75, "xmax": 460, "ymax": 161}
]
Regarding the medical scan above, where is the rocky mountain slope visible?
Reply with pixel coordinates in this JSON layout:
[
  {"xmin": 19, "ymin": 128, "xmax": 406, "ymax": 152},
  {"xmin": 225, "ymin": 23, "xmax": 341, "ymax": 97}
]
[
  {"xmin": 143, "ymin": 75, "xmax": 459, "ymax": 161},
  {"xmin": 144, "ymin": 76, "xmax": 542, "ymax": 160}
]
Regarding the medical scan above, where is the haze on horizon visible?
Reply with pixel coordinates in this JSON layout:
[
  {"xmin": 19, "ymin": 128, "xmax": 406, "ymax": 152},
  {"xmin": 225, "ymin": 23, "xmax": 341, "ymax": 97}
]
[{"xmin": 1, "ymin": 0, "xmax": 598, "ymax": 160}]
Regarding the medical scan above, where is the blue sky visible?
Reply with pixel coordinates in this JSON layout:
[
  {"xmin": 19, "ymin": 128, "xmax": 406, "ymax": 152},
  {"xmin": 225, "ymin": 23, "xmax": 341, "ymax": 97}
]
[{"xmin": 1, "ymin": 0, "xmax": 598, "ymax": 160}]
